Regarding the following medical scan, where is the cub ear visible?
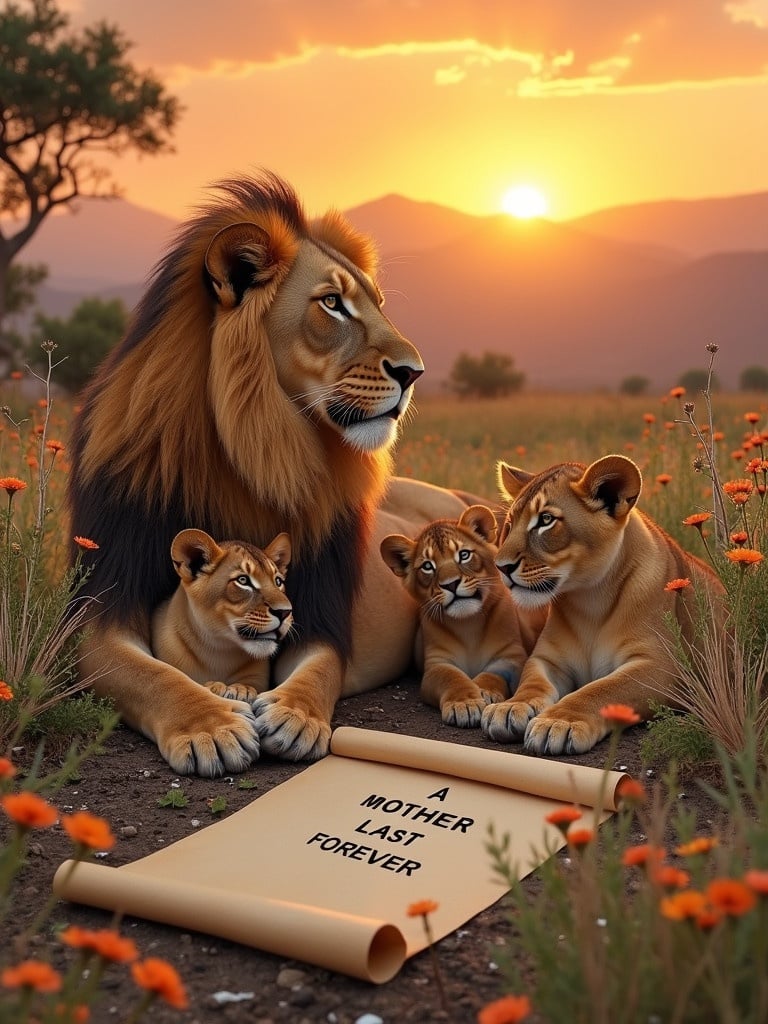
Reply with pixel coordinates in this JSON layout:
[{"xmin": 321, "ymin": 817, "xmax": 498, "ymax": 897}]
[
  {"xmin": 497, "ymin": 461, "xmax": 534, "ymax": 502},
  {"xmin": 204, "ymin": 222, "xmax": 287, "ymax": 308},
  {"xmin": 458, "ymin": 504, "xmax": 497, "ymax": 545},
  {"xmin": 380, "ymin": 534, "xmax": 416, "ymax": 579},
  {"xmin": 170, "ymin": 529, "xmax": 223, "ymax": 582},
  {"xmin": 577, "ymin": 455, "xmax": 642, "ymax": 519},
  {"xmin": 264, "ymin": 532, "xmax": 291, "ymax": 574}
]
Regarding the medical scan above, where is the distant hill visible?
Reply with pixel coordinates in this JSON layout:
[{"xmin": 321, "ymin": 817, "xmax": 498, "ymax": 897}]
[{"xmin": 6, "ymin": 191, "xmax": 767, "ymax": 391}]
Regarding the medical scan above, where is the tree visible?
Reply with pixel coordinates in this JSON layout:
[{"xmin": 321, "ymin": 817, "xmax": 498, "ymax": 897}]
[
  {"xmin": 677, "ymin": 368, "xmax": 720, "ymax": 395},
  {"xmin": 739, "ymin": 365, "xmax": 768, "ymax": 392},
  {"xmin": 0, "ymin": 261, "xmax": 48, "ymax": 368},
  {"xmin": 0, "ymin": 0, "xmax": 180, "ymax": 329},
  {"xmin": 619, "ymin": 375, "xmax": 650, "ymax": 396},
  {"xmin": 448, "ymin": 351, "xmax": 525, "ymax": 399},
  {"xmin": 32, "ymin": 296, "xmax": 126, "ymax": 392}
]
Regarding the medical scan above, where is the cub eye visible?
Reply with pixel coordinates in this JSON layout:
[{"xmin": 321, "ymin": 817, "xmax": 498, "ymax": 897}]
[
  {"xmin": 537, "ymin": 512, "xmax": 555, "ymax": 529},
  {"xmin": 458, "ymin": 549, "xmax": 472, "ymax": 563},
  {"xmin": 274, "ymin": 575, "xmax": 285, "ymax": 588},
  {"xmin": 320, "ymin": 293, "xmax": 349, "ymax": 317},
  {"xmin": 235, "ymin": 574, "xmax": 252, "ymax": 587},
  {"xmin": 420, "ymin": 559, "xmax": 435, "ymax": 574}
]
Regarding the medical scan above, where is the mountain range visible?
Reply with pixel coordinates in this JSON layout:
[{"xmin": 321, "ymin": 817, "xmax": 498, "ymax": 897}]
[{"xmin": 7, "ymin": 189, "xmax": 768, "ymax": 391}]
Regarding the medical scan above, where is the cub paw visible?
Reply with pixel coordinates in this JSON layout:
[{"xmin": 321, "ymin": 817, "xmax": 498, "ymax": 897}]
[
  {"xmin": 159, "ymin": 696, "xmax": 260, "ymax": 777},
  {"xmin": 251, "ymin": 692, "xmax": 331, "ymax": 761},
  {"xmin": 524, "ymin": 711, "xmax": 606, "ymax": 755},
  {"xmin": 481, "ymin": 698, "xmax": 544, "ymax": 743},
  {"xmin": 441, "ymin": 697, "xmax": 486, "ymax": 728},
  {"xmin": 205, "ymin": 681, "xmax": 264, "ymax": 704}
]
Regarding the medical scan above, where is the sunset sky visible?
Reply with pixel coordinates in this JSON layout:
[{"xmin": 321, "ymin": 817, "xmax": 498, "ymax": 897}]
[{"xmin": 62, "ymin": 0, "xmax": 768, "ymax": 222}]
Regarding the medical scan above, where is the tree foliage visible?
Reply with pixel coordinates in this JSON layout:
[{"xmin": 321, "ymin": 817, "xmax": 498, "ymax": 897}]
[
  {"xmin": 32, "ymin": 296, "xmax": 126, "ymax": 392},
  {"xmin": 619, "ymin": 374, "xmax": 650, "ymax": 396},
  {"xmin": 676, "ymin": 368, "xmax": 720, "ymax": 394},
  {"xmin": 0, "ymin": 0, "xmax": 180, "ymax": 325},
  {"xmin": 739, "ymin": 365, "xmax": 768, "ymax": 392},
  {"xmin": 448, "ymin": 351, "xmax": 525, "ymax": 399}
]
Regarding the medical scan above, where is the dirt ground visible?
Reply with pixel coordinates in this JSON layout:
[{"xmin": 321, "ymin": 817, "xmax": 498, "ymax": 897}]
[{"xmin": 4, "ymin": 676, "xmax": 719, "ymax": 1024}]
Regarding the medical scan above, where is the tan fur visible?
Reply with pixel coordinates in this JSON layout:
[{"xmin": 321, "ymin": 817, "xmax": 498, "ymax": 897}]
[
  {"xmin": 381, "ymin": 506, "xmax": 534, "ymax": 728},
  {"xmin": 482, "ymin": 455, "xmax": 726, "ymax": 754},
  {"xmin": 70, "ymin": 173, "xmax": 474, "ymax": 777},
  {"xmin": 152, "ymin": 531, "xmax": 293, "ymax": 704}
]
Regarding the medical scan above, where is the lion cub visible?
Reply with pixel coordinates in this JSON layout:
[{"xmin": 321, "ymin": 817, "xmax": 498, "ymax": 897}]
[
  {"xmin": 483, "ymin": 454, "xmax": 726, "ymax": 755},
  {"xmin": 152, "ymin": 529, "xmax": 293, "ymax": 704},
  {"xmin": 380, "ymin": 505, "xmax": 534, "ymax": 728}
]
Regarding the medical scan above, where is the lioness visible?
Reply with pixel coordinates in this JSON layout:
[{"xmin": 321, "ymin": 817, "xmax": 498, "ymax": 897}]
[
  {"xmin": 380, "ymin": 505, "xmax": 531, "ymax": 727},
  {"xmin": 482, "ymin": 454, "xmax": 725, "ymax": 754},
  {"xmin": 151, "ymin": 530, "xmax": 293, "ymax": 705}
]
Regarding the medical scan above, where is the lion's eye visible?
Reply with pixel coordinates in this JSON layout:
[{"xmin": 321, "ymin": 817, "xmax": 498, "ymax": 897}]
[
  {"xmin": 458, "ymin": 549, "xmax": 472, "ymax": 564},
  {"xmin": 275, "ymin": 575, "xmax": 285, "ymax": 588},
  {"xmin": 420, "ymin": 560, "xmax": 435, "ymax": 574},
  {"xmin": 235, "ymin": 574, "xmax": 252, "ymax": 588},
  {"xmin": 320, "ymin": 293, "xmax": 349, "ymax": 317},
  {"xmin": 537, "ymin": 512, "xmax": 555, "ymax": 529}
]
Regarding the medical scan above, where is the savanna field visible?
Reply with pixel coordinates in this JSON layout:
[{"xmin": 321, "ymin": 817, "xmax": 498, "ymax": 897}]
[{"xmin": 2, "ymin": 362, "xmax": 768, "ymax": 1024}]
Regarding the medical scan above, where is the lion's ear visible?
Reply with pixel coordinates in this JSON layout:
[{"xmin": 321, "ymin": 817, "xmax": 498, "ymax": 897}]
[
  {"xmin": 264, "ymin": 532, "xmax": 291, "ymax": 574},
  {"xmin": 458, "ymin": 504, "xmax": 497, "ymax": 545},
  {"xmin": 170, "ymin": 529, "xmax": 223, "ymax": 581},
  {"xmin": 380, "ymin": 535, "xmax": 416, "ymax": 579},
  {"xmin": 204, "ymin": 222, "xmax": 283, "ymax": 308},
  {"xmin": 497, "ymin": 461, "xmax": 533, "ymax": 502},
  {"xmin": 577, "ymin": 455, "xmax": 642, "ymax": 519}
]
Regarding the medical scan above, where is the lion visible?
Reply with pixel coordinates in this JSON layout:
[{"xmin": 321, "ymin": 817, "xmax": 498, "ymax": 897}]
[
  {"xmin": 481, "ymin": 454, "xmax": 726, "ymax": 755},
  {"xmin": 68, "ymin": 172, "xmax": 472, "ymax": 776},
  {"xmin": 151, "ymin": 529, "xmax": 293, "ymax": 704},
  {"xmin": 380, "ymin": 505, "xmax": 537, "ymax": 728}
]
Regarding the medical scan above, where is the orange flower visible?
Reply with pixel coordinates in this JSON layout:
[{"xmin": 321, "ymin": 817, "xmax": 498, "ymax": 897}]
[
  {"xmin": 60, "ymin": 926, "xmax": 139, "ymax": 963},
  {"xmin": 130, "ymin": 958, "xmax": 188, "ymax": 1009},
  {"xmin": 669, "ymin": 386, "xmax": 686, "ymax": 398},
  {"xmin": 0, "ymin": 681, "xmax": 13, "ymax": 701},
  {"xmin": 722, "ymin": 478, "xmax": 754, "ymax": 499},
  {"xmin": 744, "ymin": 869, "xmax": 768, "ymax": 895},
  {"xmin": 0, "ymin": 756, "xmax": 16, "ymax": 779},
  {"xmin": 478, "ymin": 994, "xmax": 532, "ymax": 1024},
  {"xmin": 1, "ymin": 791, "xmax": 58, "ymax": 829},
  {"xmin": 9, "ymin": 370, "xmax": 23, "ymax": 380},
  {"xmin": 62, "ymin": 811, "xmax": 116, "ymax": 851},
  {"xmin": 1, "ymin": 959, "xmax": 62, "ymax": 993},
  {"xmin": 622, "ymin": 844, "xmax": 666, "ymax": 868},
  {"xmin": 745, "ymin": 457, "xmax": 767, "ymax": 475},
  {"xmin": 407, "ymin": 899, "xmax": 439, "ymax": 918},
  {"xmin": 0, "ymin": 476, "xmax": 26, "ymax": 497},
  {"xmin": 676, "ymin": 836, "xmax": 719, "ymax": 857},
  {"xmin": 682, "ymin": 512, "xmax": 712, "ymax": 529},
  {"xmin": 744, "ymin": 412, "xmax": 761, "ymax": 424},
  {"xmin": 643, "ymin": 413, "xmax": 656, "ymax": 424},
  {"xmin": 652, "ymin": 865, "xmax": 690, "ymax": 889},
  {"xmin": 695, "ymin": 908, "xmax": 722, "ymax": 930},
  {"xmin": 600, "ymin": 704, "xmax": 641, "ymax": 727},
  {"xmin": 567, "ymin": 827, "xmax": 594, "ymax": 849},
  {"xmin": 725, "ymin": 548, "xmax": 763, "ymax": 567},
  {"xmin": 730, "ymin": 531, "xmax": 748, "ymax": 546},
  {"xmin": 656, "ymin": 474, "xmax": 672, "ymax": 486},
  {"xmin": 73, "ymin": 536, "xmax": 100, "ymax": 551},
  {"xmin": 45, "ymin": 439, "xmax": 65, "ymax": 453},
  {"xmin": 660, "ymin": 890, "xmax": 708, "ymax": 921},
  {"xmin": 616, "ymin": 777, "xmax": 647, "ymax": 805},
  {"xmin": 732, "ymin": 450, "xmax": 745, "ymax": 461},
  {"xmin": 664, "ymin": 578, "xmax": 691, "ymax": 592},
  {"xmin": 545, "ymin": 806, "xmax": 582, "ymax": 833},
  {"xmin": 705, "ymin": 878, "xmax": 757, "ymax": 916}
]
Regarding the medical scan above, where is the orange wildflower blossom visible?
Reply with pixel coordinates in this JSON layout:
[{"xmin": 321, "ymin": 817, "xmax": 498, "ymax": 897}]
[
  {"xmin": 643, "ymin": 413, "xmax": 656, "ymax": 424},
  {"xmin": 1, "ymin": 791, "xmax": 58, "ymax": 829},
  {"xmin": 407, "ymin": 899, "xmax": 439, "ymax": 918},
  {"xmin": 670, "ymin": 386, "xmax": 686, "ymax": 398},
  {"xmin": 725, "ymin": 548, "xmax": 764, "ymax": 567},
  {"xmin": 660, "ymin": 890, "xmax": 708, "ymax": 921},
  {"xmin": 600, "ymin": 704, "xmax": 641, "ymax": 728},
  {"xmin": 62, "ymin": 811, "xmax": 116, "ymax": 852},
  {"xmin": 682, "ymin": 512, "xmax": 712, "ymax": 530},
  {"xmin": 722, "ymin": 479, "xmax": 754, "ymax": 504},
  {"xmin": 60, "ymin": 926, "xmax": 139, "ymax": 963},
  {"xmin": 45, "ymin": 439, "xmax": 65, "ymax": 453},
  {"xmin": 656, "ymin": 473, "xmax": 672, "ymax": 486},
  {"xmin": 0, "ymin": 756, "xmax": 17, "ymax": 779},
  {"xmin": 0, "ymin": 476, "xmax": 26, "ymax": 497},
  {"xmin": 73, "ymin": 536, "xmax": 100, "ymax": 551},
  {"xmin": 676, "ymin": 836, "xmax": 719, "ymax": 857},
  {"xmin": 730, "ymin": 531, "xmax": 748, "ymax": 546},
  {"xmin": 622, "ymin": 843, "xmax": 666, "ymax": 868},
  {"xmin": 1, "ymin": 959, "xmax": 62, "ymax": 993},
  {"xmin": 695, "ymin": 908, "xmax": 723, "ymax": 930},
  {"xmin": 744, "ymin": 869, "xmax": 768, "ymax": 895},
  {"xmin": 0, "ymin": 680, "xmax": 14, "ymax": 701},
  {"xmin": 478, "ymin": 993, "xmax": 532, "ymax": 1024},
  {"xmin": 567, "ymin": 827, "xmax": 594, "ymax": 849},
  {"xmin": 9, "ymin": 370, "xmax": 23, "ymax": 380},
  {"xmin": 130, "ymin": 958, "xmax": 188, "ymax": 1009},
  {"xmin": 545, "ymin": 805, "xmax": 582, "ymax": 836},
  {"xmin": 616, "ymin": 777, "xmax": 647, "ymax": 805},
  {"xmin": 705, "ymin": 878, "xmax": 757, "ymax": 917},
  {"xmin": 652, "ymin": 865, "xmax": 691, "ymax": 890},
  {"xmin": 745, "ymin": 457, "xmax": 768, "ymax": 475},
  {"xmin": 664, "ymin": 578, "xmax": 691, "ymax": 592},
  {"xmin": 744, "ymin": 412, "xmax": 761, "ymax": 425}
]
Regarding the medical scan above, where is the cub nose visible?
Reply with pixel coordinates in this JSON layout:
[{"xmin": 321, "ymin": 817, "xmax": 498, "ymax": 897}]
[
  {"xmin": 441, "ymin": 578, "xmax": 461, "ymax": 595},
  {"xmin": 383, "ymin": 360, "xmax": 423, "ymax": 391}
]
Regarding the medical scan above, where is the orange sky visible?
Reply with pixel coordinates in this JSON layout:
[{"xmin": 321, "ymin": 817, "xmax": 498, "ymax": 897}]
[{"xmin": 64, "ymin": 0, "xmax": 768, "ymax": 222}]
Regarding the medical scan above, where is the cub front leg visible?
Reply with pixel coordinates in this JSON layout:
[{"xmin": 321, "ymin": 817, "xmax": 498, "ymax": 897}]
[
  {"xmin": 481, "ymin": 654, "xmax": 565, "ymax": 743},
  {"xmin": 422, "ymin": 663, "xmax": 505, "ymax": 728}
]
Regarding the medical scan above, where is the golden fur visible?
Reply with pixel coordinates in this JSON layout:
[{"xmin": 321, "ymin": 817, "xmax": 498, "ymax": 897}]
[
  {"xmin": 381, "ymin": 505, "xmax": 537, "ymax": 727},
  {"xmin": 68, "ymin": 172, "xmax": 472, "ymax": 776},
  {"xmin": 481, "ymin": 455, "xmax": 726, "ymax": 754},
  {"xmin": 151, "ymin": 530, "xmax": 293, "ymax": 704}
]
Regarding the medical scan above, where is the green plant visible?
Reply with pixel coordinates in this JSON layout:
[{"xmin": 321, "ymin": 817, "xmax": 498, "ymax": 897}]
[
  {"xmin": 157, "ymin": 789, "xmax": 189, "ymax": 809},
  {"xmin": 642, "ymin": 703, "xmax": 715, "ymax": 771}
]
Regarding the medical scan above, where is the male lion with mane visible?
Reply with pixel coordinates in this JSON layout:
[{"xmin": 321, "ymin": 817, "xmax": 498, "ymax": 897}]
[{"xmin": 68, "ymin": 172, "xmax": 471, "ymax": 777}]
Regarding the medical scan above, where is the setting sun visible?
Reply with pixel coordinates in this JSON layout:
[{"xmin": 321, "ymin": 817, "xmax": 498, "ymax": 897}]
[{"xmin": 501, "ymin": 185, "xmax": 550, "ymax": 220}]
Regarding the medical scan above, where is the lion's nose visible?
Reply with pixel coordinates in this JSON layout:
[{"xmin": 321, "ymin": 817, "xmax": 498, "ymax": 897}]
[
  {"xmin": 383, "ymin": 360, "xmax": 423, "ymax": 391},
  {"xmin": 496, "ymin": 558, "xmax": 522, "ymax": 582}
]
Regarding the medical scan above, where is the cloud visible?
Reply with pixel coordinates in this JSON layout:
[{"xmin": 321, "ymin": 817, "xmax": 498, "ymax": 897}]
[{"xmin": 77, "ymin": 0, "xmax": 768, "ymax": 92}]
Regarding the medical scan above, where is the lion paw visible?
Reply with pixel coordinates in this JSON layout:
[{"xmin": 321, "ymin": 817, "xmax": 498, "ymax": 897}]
[
  {"xmin": 205, "ymin": 681, "xmax": 263, "ymax": 704},
  {"xmin": 251, "ymin": 692, "xmax": 331, "ymax": 761},
  {"xmin": 481, "ymin": 699, "xmax": 542, "ymax": 743},
  {"xmin": 441, "ymin": 697, "xmax": 486, "ymax": 728},
  {"xmin": 159, "ymin": 697, "xmax": 260, "ymax": 777},
  {"xmin": 524, "ymin": 712, "xmax": 606, "ymax": 755}
]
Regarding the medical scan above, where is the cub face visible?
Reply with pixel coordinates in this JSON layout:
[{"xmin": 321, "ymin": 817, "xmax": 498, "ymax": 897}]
[
  {"xmin": 170, "ymin": 529, "xmax": 293, "ymax": 659},
  {"xmin": 494, "ymin": 455, "xmax": 642, "ymax": 609},
  {"xmin": 380, "ymin": 505, "xmax": 501, "ymax": 621}
]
